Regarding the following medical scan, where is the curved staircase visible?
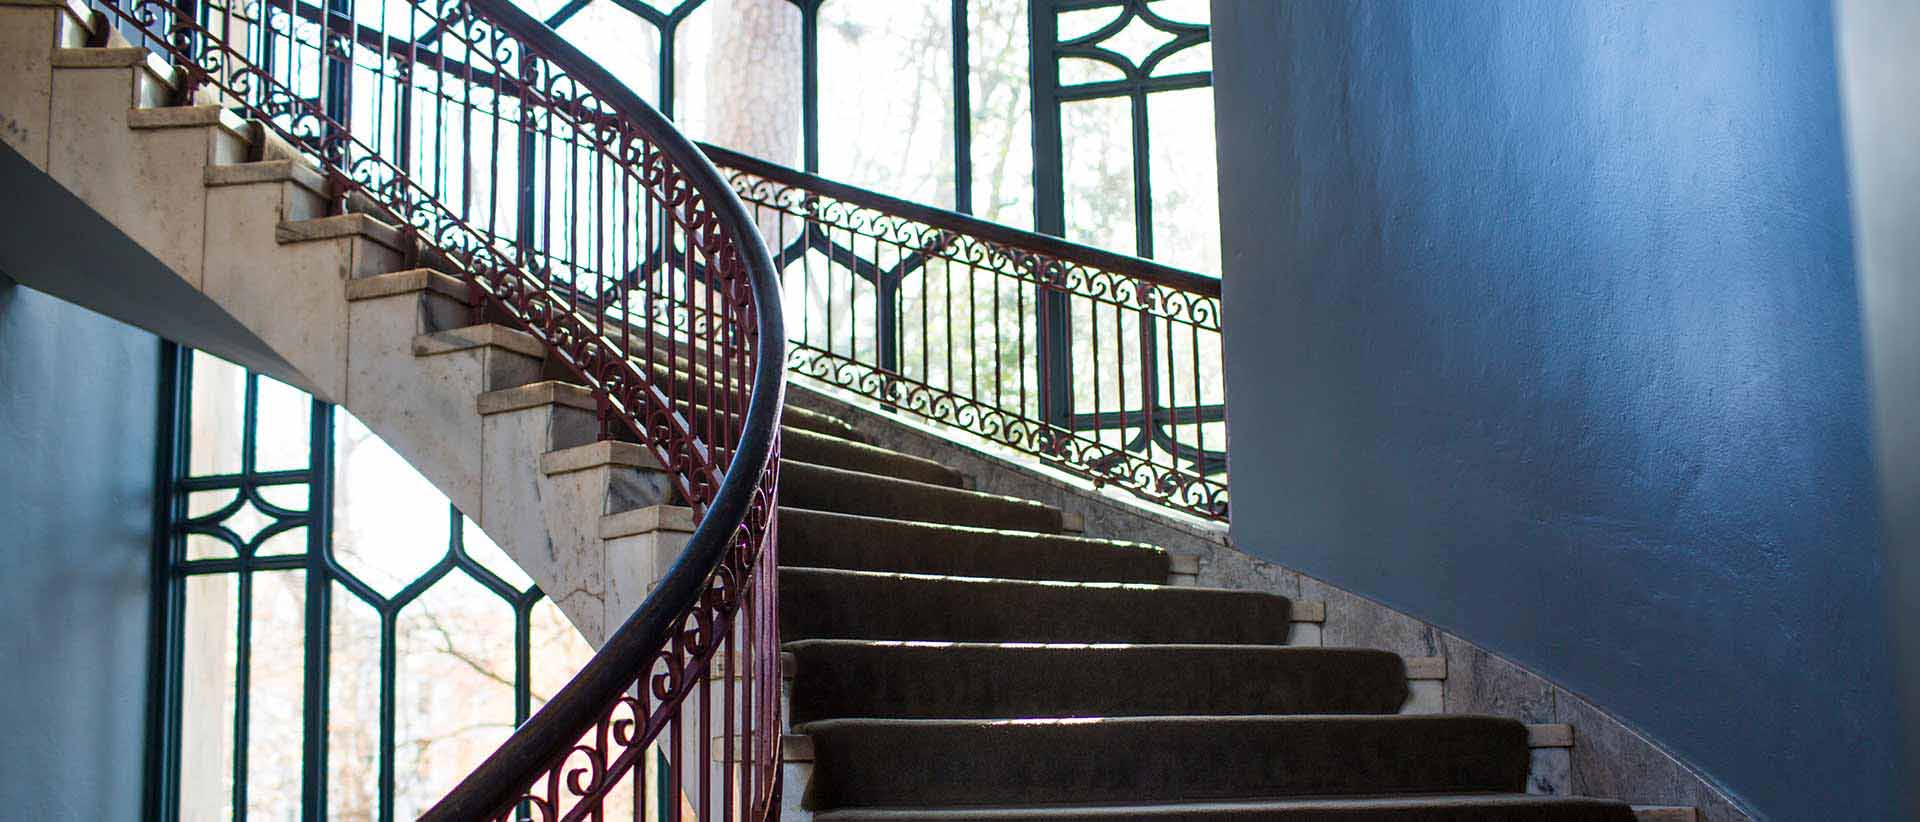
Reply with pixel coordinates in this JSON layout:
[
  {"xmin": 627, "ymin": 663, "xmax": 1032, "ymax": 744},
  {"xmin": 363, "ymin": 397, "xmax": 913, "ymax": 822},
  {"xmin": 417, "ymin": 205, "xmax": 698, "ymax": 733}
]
[
  {"xmin": 760, "ymin": 409, "xmax": 1652, "ymax": 821},
  {"xmin": 0, "ymin": 0, "xmax": 1700, "ymax": 818}
]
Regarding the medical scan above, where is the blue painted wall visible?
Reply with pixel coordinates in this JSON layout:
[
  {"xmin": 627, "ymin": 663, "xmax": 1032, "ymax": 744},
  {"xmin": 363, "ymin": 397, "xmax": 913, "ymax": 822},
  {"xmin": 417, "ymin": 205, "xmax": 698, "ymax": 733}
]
[
  {"xmin": 0, "ymin": 278, "xmax": 157, "ymax": 818},
  {"xmin": 1210, "ymin": 2, "xmax": 1899, "ymax": 819}
]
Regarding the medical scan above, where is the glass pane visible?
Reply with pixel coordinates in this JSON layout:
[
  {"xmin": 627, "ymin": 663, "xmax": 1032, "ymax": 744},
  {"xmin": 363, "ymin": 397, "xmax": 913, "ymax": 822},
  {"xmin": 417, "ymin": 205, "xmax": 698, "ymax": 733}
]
[
  {"xmin": 226, "ymin": 498, "xmax": 276, "ymax": 548},
  {"xmin": 257, "ymin": 525, "xmax": 308, "ymax": 557},
  {"xmin": 968, "ymin": 0, "xmax": 1032, "ymax": 228},
  {"xmin": 556, "ymin": 1, "xmax": 663, "ymax": 103},
  {"xmin": 1147, "ymin": 0, "xmax": 1208, "ymax": 26},
  {"xmin": 186, "ymin": 491, "xmax": 240, "ymax": 560},
  {"xmin": 333, "ymin": 412, "xmax": 452, "ymax": 598},
  {"xmin": 254, "ymin": 374, "xmax": 311, "ymax": 473},
  {"xmin": 328, "ymin": 584, "xmax": 383, "ymax": 821},
  {"xmin": 1061, "ymin": 96, "xmax": 1137, "ymax": 254},
  {"xmin": 674, "ymin": 0, "xmax": 804, "ymax": 167},
  {"xmin": 188, "ymin": 489, "xmax": 239, "ymax": 520},
  {"xmin": 1147, "ymin": 87, "xmax": 1220, "ymax": 277},
  {"xmin": 178, "ymin": 573, "xmax": 238, "ymax": 821},
  {"xmin": 1101, "ymin": 12, "xmax": 1177, "ymax": 66},
  {"xmin": 186, "ymin": 533, "xmax": 236, "ymax": 561},
  {"xmin": 461, "ymin": 514, "xmax": 533, "ymax": 593},
  {"xmin": 818, "ymin": 0, "xmax": 956, "ymax": 205},
  {"xmin": 530, "ymin": 596, "xmax": 595, "ymax": 712},
  {"xmin": 1060, "ymin": 56, "xmax": 1126, "ymax": 85},
  {"xmin": 391, "ymin": 573, "xmax": 518, "ymax": 818},
  {"xmin": 1057, "ymin": 5, "xmax": 1123, "ymax": 42},
  {"xmin": 1151, "ymin": 41, "xmax": 1209, "ymax": 77},
  {"xmin": 189, "ymin": 351, "xmax": 246, "ymax": 477},
  {"xmin": 247, "ymin": 570, "xmax": 306, "ymax": 821},
  {"xmin": 256, "ymin": 482, "xmax": 310, "ymax": 515},
  {"xmin": 509, "ymin": 0, "xmax": 573, "ymax": 22}
]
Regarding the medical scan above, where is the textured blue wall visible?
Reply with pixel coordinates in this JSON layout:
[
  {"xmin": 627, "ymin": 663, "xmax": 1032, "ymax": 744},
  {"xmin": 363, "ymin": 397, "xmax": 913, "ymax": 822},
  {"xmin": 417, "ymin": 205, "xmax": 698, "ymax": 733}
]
[
  {"xmin": 0, "ymin": 279, "xmax": 156, "ymax": 818},
  {"xmin": 1211, "ymin": 2, "xmax": 1899, "ymax": 819}
]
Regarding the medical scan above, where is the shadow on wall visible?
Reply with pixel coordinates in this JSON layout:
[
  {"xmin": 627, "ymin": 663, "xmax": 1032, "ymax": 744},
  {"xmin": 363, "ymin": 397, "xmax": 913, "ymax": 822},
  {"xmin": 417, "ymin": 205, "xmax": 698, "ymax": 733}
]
[
  {"xmin": 1212, "ymin": 1, "xmax": 1901, "ymax": 820},
  {"xmin": 1834, "ymin": 0, "xmax": 1920, "ymax": 816},
  {"xmin": 0, "ymin": 279, "xmax": 157, "ymax": 818}
]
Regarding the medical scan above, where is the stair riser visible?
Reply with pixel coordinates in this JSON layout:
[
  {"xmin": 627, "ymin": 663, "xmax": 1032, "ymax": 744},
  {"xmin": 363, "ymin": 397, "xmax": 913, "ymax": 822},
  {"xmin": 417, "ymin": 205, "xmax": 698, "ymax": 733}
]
[
  {"xmin": 780, "ymin": 569, "xmax": 1293, "ymax": 644},
  {"xmin": 47, "ymin": 65, "xmax": 246, "ymax": 287},
  {"xmin": 801, "ymin": 716, "xmax": 1532, "ymax": 810},
  {"xmin": 783, "ymin": 462, "xmax": 1061, "ymax": 531},
  {"xmin": 813, "ymin": 802, "xmax": 1638, "ymax": 822},
  {"xmin": 783, "ymin": 431, "xmax": 964, "ymax": 487},
  {"xmin": 786, "ymin": 644, "xmax": 1409, "ymax": 724},
  {"xmin": 778, "ymin": 508, "xmax": 1169, "ymax": 582}
]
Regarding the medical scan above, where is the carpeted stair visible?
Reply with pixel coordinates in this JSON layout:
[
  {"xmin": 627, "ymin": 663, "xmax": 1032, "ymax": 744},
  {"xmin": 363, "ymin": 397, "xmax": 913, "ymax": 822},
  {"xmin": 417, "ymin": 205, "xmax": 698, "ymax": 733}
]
[
  {"xmin": 772, "ymin": 406, "xmax": 1640, "ymax": 820},
  {"xmin": 810, "ymin": 795, "xmax": 1642, "ymax": 821},
  {"xmin": 784, "ymin": 642, "xmax": 1410, "ymax": 723}
]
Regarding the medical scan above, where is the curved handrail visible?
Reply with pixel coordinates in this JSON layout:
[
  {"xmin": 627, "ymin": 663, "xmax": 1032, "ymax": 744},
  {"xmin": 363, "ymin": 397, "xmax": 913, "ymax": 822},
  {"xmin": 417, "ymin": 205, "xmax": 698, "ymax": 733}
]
[
  {"xmin": 86, "ymin": 0, "xmax": 786, "ymax": 815},
  {"xmin": 415, "ymin": 3, "xmax": 787, "ymax": 815},
  {"xmin": 417, "ymin": 3, "xmax": 787, "ymax": 819}
]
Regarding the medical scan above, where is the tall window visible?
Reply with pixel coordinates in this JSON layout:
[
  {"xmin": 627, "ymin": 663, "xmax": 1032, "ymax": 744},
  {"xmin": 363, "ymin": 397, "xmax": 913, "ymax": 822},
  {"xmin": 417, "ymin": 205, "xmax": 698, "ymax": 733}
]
[
  {"xmin": 518, "ymin": 0, "xmax": 1215, "ymax": 274},
  {"xmin": 149, "ymin": 345, "xmax": 594, "ymax": 821},
  {"xmin": 1037, "ymin": 0, "xmax": 1217, "ymax": 276}
]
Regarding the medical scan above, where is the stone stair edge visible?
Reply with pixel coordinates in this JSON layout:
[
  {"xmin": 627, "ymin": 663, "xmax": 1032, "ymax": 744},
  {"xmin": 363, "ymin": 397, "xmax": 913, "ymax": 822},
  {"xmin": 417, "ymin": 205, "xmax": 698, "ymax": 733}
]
[
  {"xmin": 805, "ymin": 796, "xmax": 1665, "ymax": 820},
  {"xmin": 786, "ymin": 458, "xmax": 1057, "ymax": 508},
  {"xmin": 276, "ymin": 212, "xmax": 406, "ymax": 251},
  {"xmin": 345, "ymin": 268, "xmax": 470, "ymax": 303},
  {"xmin": 412, "ymin": 323, "xmax": 545, "ymax": 360},
  {"xmin": 126, "ymin": 103, "xmax": 246, "ymax": 133},
  {"xmin": 791, "ymin": 712, "xmax": 1535, "ymax": 731},
  {"xmin": 204, "ymin": 158, "xmax": 330, "ymax": 196},
  {"xmin": 540, "ymin": 439, "xmax": 664, "ymax": 475},
  {"xmin": 50, "ymin": 44, "xmax": 170, "ymax": 75},
  {"xmin": 780, "ymin": 505, "xmax": 1163, "ymax": 551},
  {"xmin": 779, "ymin": 564, "xmax": 1302, "ymax": 602}
]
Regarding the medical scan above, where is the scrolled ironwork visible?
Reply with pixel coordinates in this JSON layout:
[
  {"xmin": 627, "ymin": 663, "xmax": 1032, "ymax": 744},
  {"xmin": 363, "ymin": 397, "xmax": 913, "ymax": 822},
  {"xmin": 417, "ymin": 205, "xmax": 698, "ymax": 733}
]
[{"xmin": 707, "ymin": 142, "xmax": 1226, "ymax": 521}]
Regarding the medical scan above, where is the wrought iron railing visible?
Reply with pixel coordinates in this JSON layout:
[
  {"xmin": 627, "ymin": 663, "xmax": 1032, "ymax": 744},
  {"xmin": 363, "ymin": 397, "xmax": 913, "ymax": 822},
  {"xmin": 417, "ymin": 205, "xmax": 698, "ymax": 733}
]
[
  {"xmin": 88, "ymin": 0, "xmax": 785, "ymax": 817},
  {"xmin": 707, "ymin": 145, "xmax": 1225, "ymax": 520}
]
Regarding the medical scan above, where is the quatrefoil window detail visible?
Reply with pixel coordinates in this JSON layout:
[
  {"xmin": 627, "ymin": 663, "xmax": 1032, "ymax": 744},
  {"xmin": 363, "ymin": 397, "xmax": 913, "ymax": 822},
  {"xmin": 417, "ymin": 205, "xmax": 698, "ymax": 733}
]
[{"xmin": 1056, "ymin": 0, "xmax": 1208, "ymax": 87}]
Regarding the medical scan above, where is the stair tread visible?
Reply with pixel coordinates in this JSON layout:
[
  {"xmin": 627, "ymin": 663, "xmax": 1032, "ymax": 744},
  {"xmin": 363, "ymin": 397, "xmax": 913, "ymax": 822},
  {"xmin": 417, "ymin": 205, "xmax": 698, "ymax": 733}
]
[
  {"xmin": 780, "ymin": 566, "xmax": 1294, "ymax": 644},
  {"xmin": 784, "ymin": 459, "xmax": 1063, "ymax": 531},
  {"xmin": 790, "ymin": 638, "xmax": 1338, "ymax": 651},
  {"xmin": 783, "ymin": 425, "xmax": 965, "ymax": 486},
  {"xmin": 784, "ymin": 640, "xmax": 1410, "ymax": 723},
  {"xmin": 782, "ymin": 564, "xmax": 1249, "ymax": 595},
  {"xmin": 666, "ymin": 393, "xmax": 860, "ymax": 441},
  {"xmin": 799, "ymin": 714, "xmax": 1533, "ymax": 810},
  {"xmin": 798, "ymin": 712, "xmax": 1526, "ymax": 730},
  {"xmin": 814, "ymin": 794, "xmax": 1636, "ymax": 820},
  {"xmin": 779, "ymin": 506, "xmax": 1151, "ymax": 547},
  {"xmin": 779, "ymin": 506, "xmax": 1168, "ymax": 579},
  {"xmin": 50, "ymin": 45, "xmax": 165, "ymax": 70},
  {"xmin": 785, "ymin": 459, "xmax": 1022, "ymax": 497}
]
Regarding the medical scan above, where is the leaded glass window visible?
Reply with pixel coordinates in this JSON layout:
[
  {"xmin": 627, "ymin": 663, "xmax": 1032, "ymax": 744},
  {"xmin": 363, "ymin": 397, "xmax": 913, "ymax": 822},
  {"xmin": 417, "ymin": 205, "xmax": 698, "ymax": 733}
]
[
  {"xmin": 508, "ymin": 0, "xmax": 1214, "ymax": 274},
  {"xmin": 150, "ymin": 345, "xmax": 595, "ymax": 821}
]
